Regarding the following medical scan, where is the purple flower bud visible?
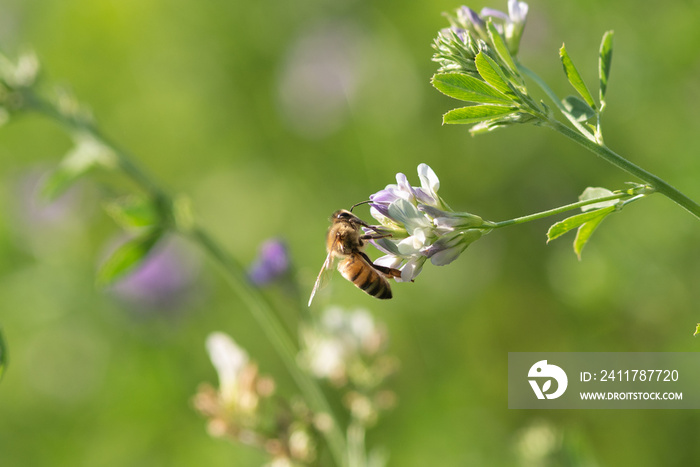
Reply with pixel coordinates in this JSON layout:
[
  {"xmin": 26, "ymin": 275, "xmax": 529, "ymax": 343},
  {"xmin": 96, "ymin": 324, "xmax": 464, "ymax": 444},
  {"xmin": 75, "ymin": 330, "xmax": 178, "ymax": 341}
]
[
  {"xmin": 444, "ymin": 27, "xmax": 469, "ymax": 45},
  {"xmin": 248, "ymin": 239, "xmax": 290, "ymax": 286},
  {"xmin": 480, "ymin": 1, "xmax": 529, "ymax": 55},
  {"xmin": 458, "ymin": 6, "xmax": 489, "ymax": 40},
  {"xmin": 479, "ymin": 7, "xmax": 509, "ymax": 22},
  {"xmin": 459, "ymin": 6, "xmax": 486, "ymax": 28}
]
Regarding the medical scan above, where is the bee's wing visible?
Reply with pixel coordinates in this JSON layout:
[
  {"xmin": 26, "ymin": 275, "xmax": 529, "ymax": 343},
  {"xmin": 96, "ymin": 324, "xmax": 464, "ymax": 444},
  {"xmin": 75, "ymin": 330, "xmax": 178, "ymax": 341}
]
[{"xmin": 308, "ymin": 251, "xmax": 337, "ymax": 307}]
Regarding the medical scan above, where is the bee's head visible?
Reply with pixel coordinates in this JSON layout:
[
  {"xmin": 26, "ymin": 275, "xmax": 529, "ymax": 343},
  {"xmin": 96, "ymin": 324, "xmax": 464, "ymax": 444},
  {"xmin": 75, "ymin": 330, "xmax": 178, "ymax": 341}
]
[{"xmin": 331, "ymin": 209, "xmax": 355, "ymax": 222}]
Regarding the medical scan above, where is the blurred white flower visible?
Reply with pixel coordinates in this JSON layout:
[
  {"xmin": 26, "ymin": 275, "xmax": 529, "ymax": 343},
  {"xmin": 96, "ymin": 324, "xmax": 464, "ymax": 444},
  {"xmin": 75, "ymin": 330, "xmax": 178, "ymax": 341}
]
[
  {"xmin": 206, "ymin": 332, "xmax": 249, "ymax": 404},
  {"xmin": 306, "ymin": 336, "xmax": 347, "ymax": 381},
  {"xmin": 204, "ymin": 332, "xmax": 270, "ymax": 413},
  {"xmin": 0, "ymin": 49, "xmax": 39, "ymax": 89},
  {"xmin": 301, "ymin": 307, "xmax": 386, "ymax": 384},
  {"xmin": 515, "ymin": 420, "xmax": 564, "ymax": 466}
]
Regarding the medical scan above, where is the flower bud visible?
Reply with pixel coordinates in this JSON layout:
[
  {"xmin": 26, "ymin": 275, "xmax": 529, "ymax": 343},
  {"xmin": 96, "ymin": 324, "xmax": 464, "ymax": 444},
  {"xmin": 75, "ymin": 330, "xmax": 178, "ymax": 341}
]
[{"xmin": 248, "ymin": 238, "xmax": 290, "ymax": 286}]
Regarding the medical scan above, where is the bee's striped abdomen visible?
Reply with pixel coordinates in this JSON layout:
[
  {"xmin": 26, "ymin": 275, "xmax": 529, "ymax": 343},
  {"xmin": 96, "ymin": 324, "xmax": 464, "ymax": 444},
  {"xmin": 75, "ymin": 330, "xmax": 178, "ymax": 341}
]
[{"xmin": 338, "ymin": 254, "xmax": 392, "ymax": 300}]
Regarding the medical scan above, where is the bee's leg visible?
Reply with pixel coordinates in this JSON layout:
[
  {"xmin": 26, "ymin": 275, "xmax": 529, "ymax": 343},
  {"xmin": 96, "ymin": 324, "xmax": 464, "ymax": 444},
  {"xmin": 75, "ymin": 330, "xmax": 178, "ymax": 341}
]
[
  {"xmin": 373, "ymin": 263, "xmax": 402, "ymax": 279},
  {"xmin": 351, "ymin": 216, "xmax": 390, "ymax": 235},
  {"xmin": 358, "ymin": 251, "xmax": 402, "ymax": 279},
  {"xmin": 360, "ymin": 232, "xmax": 392, "ymax": 240}
]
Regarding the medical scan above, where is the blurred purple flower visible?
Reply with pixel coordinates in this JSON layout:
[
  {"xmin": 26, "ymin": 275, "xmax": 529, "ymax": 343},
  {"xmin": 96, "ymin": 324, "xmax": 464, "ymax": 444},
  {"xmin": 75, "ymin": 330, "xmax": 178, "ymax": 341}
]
[
  {"xmin": 248, "ymin": 239, "xmax": 290, "ymax": 286},
  {"xmin": 15, "ymin": 168, "xmax": 81, "ymax": 227},
  {"xmin": 111, "ymin": 238, "xmax": 199, "ymax": 310},
  {"xmin": 277, "ymin": 21, "xmax": 362, "ymax": 139},
  {"xmin": 9, "ymin": 168, "xmax": 96, "ymax": 258}
]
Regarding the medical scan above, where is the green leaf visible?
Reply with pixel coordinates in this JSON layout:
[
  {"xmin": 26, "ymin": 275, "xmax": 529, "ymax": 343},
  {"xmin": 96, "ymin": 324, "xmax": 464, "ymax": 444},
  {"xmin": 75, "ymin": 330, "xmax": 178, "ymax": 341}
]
[
  {"xmin": 475, "ymin": 52, "xmax": 512, "ymax": 96},
  {"xmin": 431, "ymin": 73, "xmax": 513, "ymax": 105},
  {"xmin": 486, "ymin": 19, "xmax": 519, "ymax": 77},
  {"xmin": 559, "ymin": 43, "xmax": 597, "ymax": 110},
  {"xmin": 443, "ymin": 105, "xmax": 519, "ymax": 125},
  {"xmin": 546, "ymin": 206, "xmax": 615, "ymax": 242},
  {"xmin": 562, "ymin": 95, "xmax": 596, "ymax": 122},
  {"xmin": 0, "ymin": 327, "xmax": 6, "ymax": 383},
  {"xmin": 96, "ymin": 229, "xmax": 163, "ymax": 286},
  {"xmin": 599, "ymin": 30, "xmax": 614, "ymax": 106},
  {"xmin": 694, "ymin": 323, "xmax": 700, "ymax": 337},
  {"xmin": 468, "ymin": 118, "xmax": 515, "ymax": 135},
  {"xmin": 579, "ymin": 187, "xmax": 617, "ymax": 212},
  {"xmin": 41, "ymin": 134, "xmax": 116, "ymax": 201},
  {"xmin": 103, "ymin": 196, "xmax": 160, "ymax": 230},
  {"xmin": 574, "ymin": 211, "xmax": 611, "ymax": 259}
]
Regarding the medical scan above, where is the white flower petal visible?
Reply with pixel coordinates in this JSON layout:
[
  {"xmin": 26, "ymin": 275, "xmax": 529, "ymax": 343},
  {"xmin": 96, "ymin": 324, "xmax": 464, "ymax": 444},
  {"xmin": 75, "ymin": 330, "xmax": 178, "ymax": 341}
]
[
  {"xmin": 349, "ymin": 309, "xmax": 376, "ymax": 343},
  {"xmin": 322, "ymin": 306, "xmax": 346, "ymax": 331},
  {"xmin": 417, "ymin": 163, "xmax": 440, "ymax": 195},
  {"xmin": 394, "ymin": 173, "xmax": 416, "ymax": 202},
  {"xmin": 429, "ymin": 245, "xmax": 465, "ymax": 266},
  {"xmin": 397, "ymin": 236, "xmax": 424, "ymax": 255},
  {"xmin": 369, "ymin": 206, "xmax": 391, "ymax": 226},
  {"xmin": 413, "ymin": 228, "xmax": 428, "ymax": 244},
  {"xmin": 508, "ymin": 0, "xmax": 528, "ymax": 22},
  {"xmin": 387, "ymin": 199, "xmax": 429, "ymax": 230},
  {"xmin": 309, "ymin": 338, "xmax": 346, "ymax": 379},
  {"xmin": 399, "ymin": 257, "xmax": 426, "ymax": 282},
  {"xmin": 206, "ymin": 332, "xmax": 249, "ymax": 401},
  {"xmin": 373, "ymin": 254, "xmax": 403, "ymax": 269},
  {"xmin": 373, "ymin": 237, "xmax": 402, "ymax": 256}
]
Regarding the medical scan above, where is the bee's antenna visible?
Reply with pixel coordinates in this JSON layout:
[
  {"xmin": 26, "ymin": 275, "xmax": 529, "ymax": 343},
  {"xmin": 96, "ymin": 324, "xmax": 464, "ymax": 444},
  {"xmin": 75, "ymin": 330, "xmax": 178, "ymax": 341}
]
[{"xmin": 350, "ymin": 200, "xmax": 372, "ymax": 212}]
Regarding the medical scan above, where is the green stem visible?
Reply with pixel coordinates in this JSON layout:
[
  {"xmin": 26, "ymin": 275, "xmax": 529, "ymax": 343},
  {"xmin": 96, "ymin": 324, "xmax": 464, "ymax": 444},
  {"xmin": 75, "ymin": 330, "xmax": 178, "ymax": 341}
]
[
  {"xmin": 548, "ymin": 120, "xmax": 700, "ymax": 220},
  {"xmin": 27, "ymin": 92, "xmax": 348, "ymax": 466},
  {"xmin": 24, "ymin": 93, "xmax": 170, "ymax": 203},
  {"xmin": 517, "ymin": 63, "xmax": 597, "ymax": 142},
  {"xmin": 347, "ymin": 421, "xmax": 367, "ymax": 467},
  {"xmin": 491, "ymin": 192, "xmax": 635, "ymax": 229},
  {"xmin": 0, "ymin": 326, "xmax": 7, "ymax": 382},
  {"xmin": 189, "ymin": 228, "xmax": 347, "ymax": 465},
  {"xmin": 517, "ymin": 64, "xmax": 700, "ymax": 221}
]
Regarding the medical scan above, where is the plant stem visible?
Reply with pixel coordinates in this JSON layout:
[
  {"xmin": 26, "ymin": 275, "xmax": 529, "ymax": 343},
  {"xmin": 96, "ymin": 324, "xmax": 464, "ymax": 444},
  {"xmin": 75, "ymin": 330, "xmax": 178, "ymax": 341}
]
[
  {"xmin": 189, "ymin": 228, "xmax": 348, "ymax": 466},
  {"xmin": 0, "ymin": 326, "xmax": 7, "ymax": 382},
  {"xmin": 347, "ymin": 421, "xmax": 367, "ymax": 467},
  {"xmin": 547, "ymin": 120, "xmax": 700, "ymax": 220},
  {"xmin": 517, "ymin": 63, "xmax": 596, "ymax": 142},
  {"xmin": 491, "ymin": 192, "xmax": 633, "ymax": 229},
  {"xmin": 517, "ymin": 64, "xmax": 700, "ymax": 221},
  {"xmin": 27, "ymin": 92, "xmax": 348, "ymax": 466}
]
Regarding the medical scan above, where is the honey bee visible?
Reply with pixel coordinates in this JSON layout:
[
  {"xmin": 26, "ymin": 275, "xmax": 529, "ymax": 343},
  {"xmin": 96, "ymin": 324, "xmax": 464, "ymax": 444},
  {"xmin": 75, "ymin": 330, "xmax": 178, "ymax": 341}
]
[{"xmin": 308, "ymin": 209, "xmax": 402, "ymax": 306}]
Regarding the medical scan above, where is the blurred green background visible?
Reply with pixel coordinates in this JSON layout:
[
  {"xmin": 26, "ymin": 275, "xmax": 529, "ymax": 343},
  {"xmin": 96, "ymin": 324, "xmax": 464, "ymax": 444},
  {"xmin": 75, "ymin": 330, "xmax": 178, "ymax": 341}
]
[{"xmin": 1, "ymin": 0, "xmax": 699, "ymax": 465}]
